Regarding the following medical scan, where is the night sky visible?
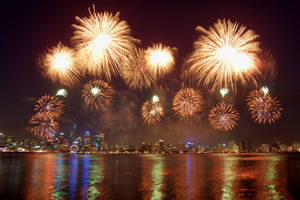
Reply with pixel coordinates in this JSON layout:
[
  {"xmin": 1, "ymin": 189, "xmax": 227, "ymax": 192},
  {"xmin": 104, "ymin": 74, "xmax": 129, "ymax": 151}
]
[{"xmin": 2, "ymin": 0, "xmax": 300, "ymax": 147}]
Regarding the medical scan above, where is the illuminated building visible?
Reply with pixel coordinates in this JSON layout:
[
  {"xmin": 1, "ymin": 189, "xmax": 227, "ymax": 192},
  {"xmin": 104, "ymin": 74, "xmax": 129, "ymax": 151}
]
[
  {"xmin": 6, "ymin": 135, "xmax": 15, "ymax": 144},
  {"xmin": 260, "ymin": 144, "xmax": 270, "ymax": 153},
  {"xmin": 198, "ymin": 144, "xmax": 205, "ymax": 153},
  {"xmin": 154, "ymin": 142, "xmax": 159, "ymax": 153},
  {"xmin": 141, "ymin": 142, "xmax": 147, "ymax": 153},
  {"xmin": 58, "ymin": 132, "xmax": 64, "ymax": 144},
  {"xmin": 186, "ymin": 141, "xmax": 195, "ymax": 152},
  {"xmin": 228, "ymin": 141, "xmax": 239, "ymax": 153},
  {"xmin": 93, "ymin": 133, "xmax": 105, "ymax": 151},
  {"xmin": 129, "ymin": 145, "xmax": 136, "ymax": 153},
  {"xmin": 159, "ymin": 140, "xmax": 164, "ymax": 152},
  {"xmin": 83, "ymin": 131, "xmax": 91, "ymax": 146},
  {"xmin": 176, "ymin": 142, "xmax": 185, "ymax": 153},
  {"xmin": 167, "ymin": 144, "xmax": 173, "ymax": 152},
  {"xmin": 292, "ymin": 142, "xmax": 300, "ymax": 152},
  {"xmin": 0, "ymin": 133, "xmax": 5, "ymax": 145},
  {"xmin": 239, "ymin": 140, "xmax": 249, "ymax": 152},
  {"xmin": 69, "ymin": 123, "xmax": 77, "ymax": 143}
]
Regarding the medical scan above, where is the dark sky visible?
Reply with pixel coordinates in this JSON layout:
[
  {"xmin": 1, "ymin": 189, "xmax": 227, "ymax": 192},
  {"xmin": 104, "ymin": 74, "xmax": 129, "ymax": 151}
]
[{"xmin": 2, "ymin": 0, "xmax": 300, "ymax": 147}]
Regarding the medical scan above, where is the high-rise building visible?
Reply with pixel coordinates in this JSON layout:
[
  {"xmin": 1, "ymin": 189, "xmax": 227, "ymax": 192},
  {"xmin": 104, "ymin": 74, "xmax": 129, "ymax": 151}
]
[
  {"xmin": 84, "ymin": 131, "xmax": 91, "ymax": 146},
  {"xmin": 154, "ymin": 142, "xmax": 159, "ymax": 153},
  {"xmin": 0, "ymin": 133, "xmax": 5, "ymax": 145},
  {"xmin": 260, "ymin": 144, "xmax": 270, "ymax": 152},
  {"xmin": 58, "ymin": 132, "xmax": 64, "ymax": 144},
  {"xmin": 69, "ymin": 123, "xmax": 77, "ymax": 143},
  {"xmin": 147, "ymin": 143, "xmax": 152, "ymax": 153},
  {"xmin": 292, "ymin": 142, "xmax": 300, "ymax": 152},
  {"xmin": 141, "ymin": 142, "xmax": 147, "ymax": 153},
  {"xmin": 159, "ymin": 140, "xmax": 164, "ymax": 152},
  {"xmin": 228, "ymin": 141, "xmax": 239, "ymax": 153}
]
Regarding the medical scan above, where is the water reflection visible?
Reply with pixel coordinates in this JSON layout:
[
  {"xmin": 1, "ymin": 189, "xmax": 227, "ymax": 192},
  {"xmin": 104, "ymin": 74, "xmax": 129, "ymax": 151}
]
[{"xmin": 0, "ymin": 153, "xmax": 299, "ymax": 199}]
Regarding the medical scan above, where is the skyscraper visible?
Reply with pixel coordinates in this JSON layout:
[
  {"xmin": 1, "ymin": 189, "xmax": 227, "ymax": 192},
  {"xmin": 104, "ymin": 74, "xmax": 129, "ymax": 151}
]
[
  {"xmin": 159, "ymin": 140, "xmax": 164, "ymax": 152},
  {"xmin": 84, "ymin": 131, "xmax": 91, "ymax": 146}
]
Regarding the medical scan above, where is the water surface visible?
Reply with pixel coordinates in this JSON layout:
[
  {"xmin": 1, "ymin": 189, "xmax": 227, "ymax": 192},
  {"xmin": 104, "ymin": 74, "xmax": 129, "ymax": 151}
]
[{"xmin": 0, "ymin": 153, "xmax": 299, "ymax": 199}]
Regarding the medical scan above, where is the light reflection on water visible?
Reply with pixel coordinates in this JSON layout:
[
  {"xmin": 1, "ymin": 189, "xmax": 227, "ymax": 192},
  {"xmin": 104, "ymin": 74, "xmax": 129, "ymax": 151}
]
[{"xmin": 0, "ymin": 153, "xmax": 299, "ymax": 199}]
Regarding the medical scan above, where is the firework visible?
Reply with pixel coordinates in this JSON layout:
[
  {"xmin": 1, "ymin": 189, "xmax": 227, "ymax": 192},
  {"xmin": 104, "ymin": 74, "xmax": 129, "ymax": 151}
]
[
  {"xmin": 122, "ymin": 48, "xmax": 156, "ymax": 90},
  {"xmin": 145, "ymin": 43, "xmax": 176, "ymax": 77},
  {"xmin": 141, "ymin": 100, "xmax": 163, "ymax": 125},
  {"xmin": 29, "ymin": 113, "xmax": 59, "ymax": 141},
  {"xmin": 82, "ymin": 80, "xmax": 113, "ymax": 111},
  {"xmin": 246, "ymin": 89, "xmax": 282, "ymax": 125},
  {"xmin": 34, "ymin": 95, "xmax": 64, "ymax": 120},
  {"xmin": 208, "ymin": 103, "xmax": 240, "ymax": 131},
  {"xmin": 56, "ymin": 89, "xmax": 68, "ymax": 97},
  {"xmin": 72, "ymin": 6, "xmax": 138, "ymax": 80},
  {"xmin": 188, "ymin": 19, "xmax": 261, "ymax": 92},
  {"xmin": 220, "ymin": 88, "xmax": 229, "ymax": 98},
  {"xmin": 40, "ymin": 42, "xmax": 79, "ymax": 85},
  {"xmin": 172, "ymin": 88, "xmax": 206, "ymax": 122}
]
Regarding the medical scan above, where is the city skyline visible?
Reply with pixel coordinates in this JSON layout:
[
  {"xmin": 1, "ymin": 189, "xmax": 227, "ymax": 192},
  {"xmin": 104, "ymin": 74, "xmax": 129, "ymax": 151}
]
[{"xmin": 2, "ymin": 0, "xmax": 300, "ymax": 147}]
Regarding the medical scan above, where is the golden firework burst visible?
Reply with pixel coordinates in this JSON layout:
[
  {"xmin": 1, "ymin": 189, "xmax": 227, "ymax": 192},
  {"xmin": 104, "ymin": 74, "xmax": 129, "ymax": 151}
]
[
  {"xmin": 82, "ymin": 80, "xmax": 113, "ymax": 111},
  {"xmin": 145, "ymin": 43, "xmax": 176, "ymax": 77},
  {"xmin": 122, "ymin": 48, "xmax": 156, "ymax": 90},
  {"xmin": 246, "ymin": 88, "xmax": 282, "ymax": 125},
  {"xmin": 72, "ymin": 6, "xmax": 138, "ymax": 80},
  {"xmin": 188, "ymin": 19, "xmax": 261, "ymax": 92},
  {"xmin": 141, "ymin": 100, "xmax": 164, "ymax": 125},
  {"xmin": 40, "ymin": 42, "xmax": 79, "ymax": 85},
  {"xmin": 172, "ymin": 88, "xmax": 206, "ymax": 122},
  {"xmin": 208, "ymin": 103, "xmax": 240, "ymax": 131}
]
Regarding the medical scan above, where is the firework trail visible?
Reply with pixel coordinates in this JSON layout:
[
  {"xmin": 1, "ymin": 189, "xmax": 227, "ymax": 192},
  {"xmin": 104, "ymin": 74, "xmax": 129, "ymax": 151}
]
[
  {"xmin": 172, "ymin": 88, "xmax": 206, "ymax": 122},
  {"xmin": 141, "ymin": 100, "xmax": 164, "ymax": 125},
  {"xmin": 208, "ymin": 103, "xmax": 240, "ymax": 131},
  {"xmin": 122, "ymin": 48, "xmax": 156, "ymax": 90},
  {"xmin": 246, "ymin": 88, "xmax": 282, "ymax": 125},
  {"xmin": 39, "ymin": 42, "xmax": 79, "ymax": 85},
  {"xmin": 188, "ymin": 19, "xmax": 261, "ymax": 92},
  {"xmin": 72, "ymin": 5, "xmax": 138, "ymax": 80},
  {"xmin": 82, "ymin": 80, "xmax": 113, "ymax": 111}
]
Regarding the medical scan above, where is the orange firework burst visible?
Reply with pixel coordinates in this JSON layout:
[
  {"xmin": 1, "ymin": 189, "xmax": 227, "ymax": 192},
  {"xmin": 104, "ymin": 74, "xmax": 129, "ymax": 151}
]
[
  {"xmin": 141, "ymin": 100, "xmax": 163, "ymax": 125},
  {"xmin": 188, "ymin": 19, "xmax": 261, "ymax": 92},
  {"xmin": 246, "ymin": 89, "xmax": 282, "ymax": 125},
  {"xmin": 122, "ymin": 48, "xmax": 156, "ymax": 90},
  {"xmin": 172, "ymin": 88, "xmax": 206, "ymax": 122},
  {"xmin": 72, "ymin": 6, "xmax": 138, "ymax": 80},
  {"xmin": 29, "ymin": 113, "xmax": 59, "ymax": 141},
  {"xmin": 34, "ymin": 95, "xmax": 64, "ymax": 120},
  {"xmin": 82, "ymin": 80, "xmax": 113, "ymax": 111},
  {"xmin": 145, "ymin": 43, "xmax": 176, "ymax": 77},
  {"xmin": 208, "ymin": 103, "xmax": 240, "ymax": 131},
  {"xmin": 39, "ymin": 42, "xmax": 79, "ymax": 85}
]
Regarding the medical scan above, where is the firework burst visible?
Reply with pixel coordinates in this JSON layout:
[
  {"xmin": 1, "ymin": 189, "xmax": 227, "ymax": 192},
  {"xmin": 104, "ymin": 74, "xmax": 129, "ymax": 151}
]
[
  {"xmin": 122, "ymin": 48, "xmax": 156, "ymax": 90},
  {"xmin": 72, "ymin": 6, "xmax": 138, "ymax": 80},
  {"xmin": 172, "ymin": 88, "xmax": 206, "ymax": 122},
  {"xmin": 39, "ymin": 42, "xmax": 79, "ymax": 85},
  {"xmin": 188, "ymin": 19, "xmax": 261, "ymax": 92},
  {"xmin": 82, "ymin": 80, "xmax": 113, "ymax": 111},
  {"xmin": 141, "ymin": 100, "xmax": 164, "ymax": 125},
  {"xmin": 145, "ymin": 43, "xmax": 176, "ymax": 77},
  {"xmin": 246, "ymin": 89, "xmax": 282, "ymax": 125},
  {"xmin": 34, "ymin": 95, "xmax": 64, "ymax": 120},
  {"xmin": 208, "ymin": 103, "xmax": 240, "ymax": 131},
  {"xmin": 29, "ymin": 113, "xmax": 59, "ymax": 141}
]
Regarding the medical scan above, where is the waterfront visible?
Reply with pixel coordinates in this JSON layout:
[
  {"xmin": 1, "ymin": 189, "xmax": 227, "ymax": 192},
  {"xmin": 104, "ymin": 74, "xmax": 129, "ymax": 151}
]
[{"xmin": 0, "ymin": 153, "xmax": 299, "ymax": 199}]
